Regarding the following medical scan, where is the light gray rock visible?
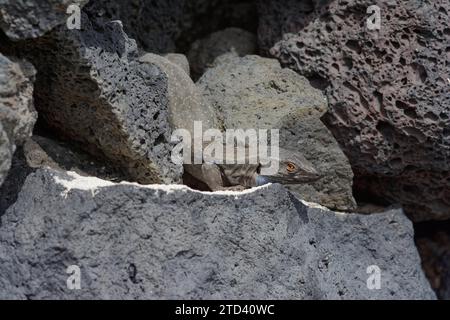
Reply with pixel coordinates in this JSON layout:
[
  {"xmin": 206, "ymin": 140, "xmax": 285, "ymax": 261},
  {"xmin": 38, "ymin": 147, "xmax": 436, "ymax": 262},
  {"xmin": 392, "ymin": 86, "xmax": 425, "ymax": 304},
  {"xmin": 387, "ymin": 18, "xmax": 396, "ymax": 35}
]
[
  {"xmin": 24, "ymin": 16, "xmax": 181, "ymax": 184},
  {"xmin": 0, "ymin": 54, "xmax": 36, "ymax": 185},
  {"xmin": 139, "ymin": 53, "xmax": 219, "ymax": 136},
  {"xmin": 0, "ymin": 168, "xmax": 435, "ymax": 299},
  {"xmin": 0, "ymin": 0, "xmax": 89, "ymax": 40},
  {"xmin": 188, "ymin": 27, "xmax": 257, "ymax": 79},
  {"xmin": 139, "ymin": 53, "xmax": 219, "ymax": 191},
  {"xmin": 163, "ymin": 53, "xmax": 190, "ymax": 76},
  {"xmin": 197, "ymin": 55, "xmax": 356, "ymax": 210}
]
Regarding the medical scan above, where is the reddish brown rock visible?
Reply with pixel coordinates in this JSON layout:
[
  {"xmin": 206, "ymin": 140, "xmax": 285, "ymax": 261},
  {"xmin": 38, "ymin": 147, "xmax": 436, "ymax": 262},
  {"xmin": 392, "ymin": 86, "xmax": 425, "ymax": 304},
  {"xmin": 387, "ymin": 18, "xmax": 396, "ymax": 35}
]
[{"xmin": 266, "ymin": 0, "xmax": 450, "ymax": 221}]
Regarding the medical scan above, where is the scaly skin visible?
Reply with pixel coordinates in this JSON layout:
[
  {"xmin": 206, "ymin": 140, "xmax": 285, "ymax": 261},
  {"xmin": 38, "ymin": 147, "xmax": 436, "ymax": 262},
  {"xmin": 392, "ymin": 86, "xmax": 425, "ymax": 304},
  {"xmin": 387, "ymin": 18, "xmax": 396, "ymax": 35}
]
[{"xmin": 184, "ymin": 147, "xmax": 320, "ymax": 191}]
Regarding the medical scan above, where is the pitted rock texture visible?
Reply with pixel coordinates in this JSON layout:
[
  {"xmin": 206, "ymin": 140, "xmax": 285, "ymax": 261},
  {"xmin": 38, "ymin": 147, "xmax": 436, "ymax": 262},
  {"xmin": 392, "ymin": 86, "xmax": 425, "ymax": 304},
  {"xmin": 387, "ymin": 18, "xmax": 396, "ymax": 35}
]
[
  {"xmin": 188, "ymin": 27, "xmax": 257, "ymax": 79},
  {"xmin": 84, "ymin": 0, "xmax": 258, "ymax": 53},
  {"xmin": 0, "ymin": 168, "xmax": 435, "ymax": 299},
  {"xmin": 268, "ymin": 0, "xmax": 450, "ymax": 221},
  {"xmin": 0, "ymin": 54, "xmax": 36, "ymax": 185},
  {"xmin": 0, "ymin": 0, "xmax": 89, "ymax": 40},
  {"xmin": 197, "ymin": 55, "xmax": 356, "ymax": 210},
  {"xmin": 22, "ymin": 16, "xmax": 182, "ymax": 184}
]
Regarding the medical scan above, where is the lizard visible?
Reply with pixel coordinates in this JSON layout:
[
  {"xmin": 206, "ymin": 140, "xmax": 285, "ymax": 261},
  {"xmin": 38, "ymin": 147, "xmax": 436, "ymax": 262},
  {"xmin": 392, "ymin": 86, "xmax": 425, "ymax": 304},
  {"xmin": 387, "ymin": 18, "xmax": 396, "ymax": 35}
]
[
  {"xmin": 184, "ymin": 146, "xmax": 320, "ymax": 191},
  {"xmin": 151, "ymin": 54, "xmax": 320, "ymax": 191}
]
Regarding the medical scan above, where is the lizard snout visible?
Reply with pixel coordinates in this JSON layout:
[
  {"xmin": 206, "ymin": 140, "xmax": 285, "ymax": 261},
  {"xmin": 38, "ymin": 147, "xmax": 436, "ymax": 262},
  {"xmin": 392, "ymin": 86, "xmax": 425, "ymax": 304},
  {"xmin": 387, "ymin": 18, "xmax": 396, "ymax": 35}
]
[{"xmin": 298, "ymin": 165, "xmax": 321, "ymax": 182}]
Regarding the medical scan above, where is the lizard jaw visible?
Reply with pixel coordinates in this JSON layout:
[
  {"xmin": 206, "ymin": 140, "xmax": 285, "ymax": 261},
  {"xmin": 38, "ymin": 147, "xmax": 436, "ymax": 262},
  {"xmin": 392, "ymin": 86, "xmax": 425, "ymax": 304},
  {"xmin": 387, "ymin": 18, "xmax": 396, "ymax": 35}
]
[{"xmin": 256, "ymin": 170, "xmax": 321, "ymax": 185}]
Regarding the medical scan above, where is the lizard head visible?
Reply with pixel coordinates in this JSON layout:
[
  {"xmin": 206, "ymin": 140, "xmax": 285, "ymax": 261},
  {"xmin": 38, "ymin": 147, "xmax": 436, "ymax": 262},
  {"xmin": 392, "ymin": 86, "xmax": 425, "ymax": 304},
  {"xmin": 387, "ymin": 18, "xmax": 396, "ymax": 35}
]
[{"xmin": 255, "ymin": 148, "xmax": 320, "ymax": 186}]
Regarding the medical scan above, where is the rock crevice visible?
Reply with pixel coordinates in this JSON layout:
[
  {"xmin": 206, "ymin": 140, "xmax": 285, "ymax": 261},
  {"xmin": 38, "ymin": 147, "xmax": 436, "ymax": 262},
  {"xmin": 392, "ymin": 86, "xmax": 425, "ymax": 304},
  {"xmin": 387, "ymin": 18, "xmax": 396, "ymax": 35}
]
[{"xmin": 0, "ymin": 169, "xmax": 435, "ymax": 299}]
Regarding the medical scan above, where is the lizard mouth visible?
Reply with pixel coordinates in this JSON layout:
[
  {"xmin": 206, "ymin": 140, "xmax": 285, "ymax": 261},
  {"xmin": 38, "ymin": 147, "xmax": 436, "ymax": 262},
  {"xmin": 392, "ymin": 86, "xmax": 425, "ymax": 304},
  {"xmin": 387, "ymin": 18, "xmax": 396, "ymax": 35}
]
[
  {"xmin": 256, "ymin": 170, "xmax": 321, "ymax": 186},
  {"xmin": 298, "ymin": 168, "xmax": 321, "ymax": 182}
]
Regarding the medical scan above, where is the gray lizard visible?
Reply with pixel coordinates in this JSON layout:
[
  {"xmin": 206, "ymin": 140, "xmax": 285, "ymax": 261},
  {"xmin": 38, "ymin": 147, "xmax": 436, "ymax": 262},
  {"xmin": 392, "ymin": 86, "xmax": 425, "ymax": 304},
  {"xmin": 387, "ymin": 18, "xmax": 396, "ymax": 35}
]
[{"xmin": 184, "ymin": 146, "xmax": 320, "ymax": 191}]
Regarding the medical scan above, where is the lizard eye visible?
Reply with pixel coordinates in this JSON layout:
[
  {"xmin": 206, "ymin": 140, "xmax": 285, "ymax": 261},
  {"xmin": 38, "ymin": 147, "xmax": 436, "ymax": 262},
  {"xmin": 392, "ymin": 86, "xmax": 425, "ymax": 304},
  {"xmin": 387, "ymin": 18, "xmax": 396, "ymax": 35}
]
[{"xmin": 286, "ymin": 162, "xmax": 296, "ymax": 173}]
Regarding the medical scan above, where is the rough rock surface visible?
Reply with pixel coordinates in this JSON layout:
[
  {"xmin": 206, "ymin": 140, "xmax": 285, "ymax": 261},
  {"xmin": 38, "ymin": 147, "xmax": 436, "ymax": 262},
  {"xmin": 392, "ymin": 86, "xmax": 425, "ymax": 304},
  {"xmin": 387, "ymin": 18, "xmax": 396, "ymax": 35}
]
[
  {"xmin": 197, "ymin": 55, "xmax": 355, "ymax": 210},
  {"xmin": 257, "ymin": 0, "xmax": 325, "ymax": 54},
  {"xmin": 23, "ymin": 135, "xmax": 125, "ymax": 181},
  {"xmin": 84, "ymin": 0, "xmax": 258, "ymax": 53},
  {"xmin": 0, "ymin": 123, "xmax": 11, "ymax": 186},
  {"xmin": 267, "ymin": 0, "xmax": 450, "ymax": 221},
  {"xmin": 139, "ymin": 53, "xmax": 219, "ymax": 190},
  {"xmin": 139, "ymin": 53, "xmax": 219, "ymax": 135},
  {"xmin": 188, "ymin": 27, "xmax": 257, "ymax": 79},
  {"xmin": 162, "ymin": 53, "xmax": 191, "ymax": 76},
  {"xmin": 0, "ymin": 54, "xmax": 36, "ymax": 185},
  {"xmin": 0, "ymin": 168, "xmax": 435, "ymax": 299},
  {"xmin": 0, "ymin": 147, "xmax": 32, "ymax": 217},
  {"xmin": 0, "ymin": 0, "xmax": 89, "ymax": 40},
  {"xmin": 22, "ymin": 16, "xmax": 181, "ymax": 184},
  {"xmin": 0, "ymin": 134, "xmax": 126, "ymax": 217}
]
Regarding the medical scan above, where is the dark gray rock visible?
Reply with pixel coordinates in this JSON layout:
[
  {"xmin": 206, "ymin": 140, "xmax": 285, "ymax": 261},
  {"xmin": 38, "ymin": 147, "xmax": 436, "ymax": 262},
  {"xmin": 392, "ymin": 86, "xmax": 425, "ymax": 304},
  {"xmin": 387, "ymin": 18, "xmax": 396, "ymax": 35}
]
[
  {"xmin": 188, "ymin": 27, "xmax": 257, "ymax": 79},
  {"xmin": 139, "ymin": 53, "xmax": 219, "ymax": 136},
  {"xmin": 0, "ymin": 0, "xmax": 89, "ymax": 40},
  {"xmin": 197, "ymin": 55, "xmax": 356, "ymax": 211},
  {"xmin": 23, "ymin": 135, "xmax": 126, "ymax": 181},
  {"xmin": 0, "ymin": 54, "xmax": 36, "ymax": 185},
  {"xmin": 416, "ymin": 224, "xmax": 450, "ymax": 300},
  {"xmin": 84, "ymin": 0, "xmax": 258, "ymax": 53},
  {"xmin": 0, "ymin": 168, "xmax": 435, "ymax": 299},
  {"xmin": 267, "ymin": 0, "xmax": 450, "ymax": 221},
  {"xmin": 24, "ymin": 16, "xmax": 182, "ymax": 184},
  {"xmin": 0, "ymin": 134, "xmax": 125, "ymax": 218},
  {"xmin": 0, "ymin": 146, "xmax": 33, "ymax": 217},
  {"xmin": 139, "ymin": 53, "xmax": 221, "ymax": 191},
  {"xmin": 257, "ymin": 0, "xmax": 327, "ymax": 54}
]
